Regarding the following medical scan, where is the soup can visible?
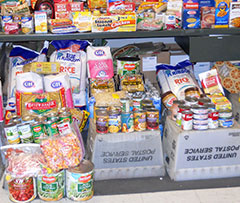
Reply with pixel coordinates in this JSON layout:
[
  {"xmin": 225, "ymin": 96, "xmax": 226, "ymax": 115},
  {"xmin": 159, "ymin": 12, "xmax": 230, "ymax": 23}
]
[
  {"xmin": 132, "ymin": 96, "xmax": 142, "ymax": 111},
  {"xmin": 121, "ymin": 112, "xmax": 134, "ymax": 133},
  {"xmin": 133, "ymin": 110, "xmax": 146, "ymax": 131},
  {"xmin": 146, "ymin": 108, "xmax": 159, "ymax": 130},
  {"xmin": 181, "ymin": 110, "xmax": 193, "ymax": 131},
  {"xmin": 66, "ymin": 160, "xmax": 94, "ymax": 201},
  {"xmin": 176, "ymin": 105, "xmax": 190, "ymax": 127}
]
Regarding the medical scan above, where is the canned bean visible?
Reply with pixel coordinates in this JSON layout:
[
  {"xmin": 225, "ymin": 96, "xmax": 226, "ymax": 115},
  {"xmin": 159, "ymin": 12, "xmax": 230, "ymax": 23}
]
[{"xmin": 44, "ymin": 119, "xmax": 59, "ymax": 136}]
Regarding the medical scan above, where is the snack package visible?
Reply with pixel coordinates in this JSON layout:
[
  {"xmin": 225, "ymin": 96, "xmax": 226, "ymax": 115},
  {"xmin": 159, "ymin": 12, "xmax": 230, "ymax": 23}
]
[
  {"xmin": 90, "ymin": 78, "xmax": 115, "ymax": 95},
  {"xmin": 156, "ymin": 60, "xmax": 201, "ymax": 100},
  {"xmin": 120, "ymin": 74, "xmax": 144, "ymax": 92},
  {"xmin": 50, "ymin": 40, "xmax": 89, "ymax": 107},
  {"xmin": 23, "ymin": 62, "xmax": 60, "ymax": 74},
  {"xmin": 87, "ymin": 46, "xmax": 114, "ymax": 79},
  {"xmin": 208, "ymin": 94, "xmax": 232, "ymax": 110},
  {"xmin": 16, "ymin": 72, "xmax": 43, "ymax": 94},
  {"xmin": 44, "ymin": 73, "xmax": 74, "ymax": 108},
  {"xmin": 199, "ymin": 69, "xmax": 224, "ymax": 95},
  {"xmin": 49, "ymin": 25, "xmax": 78, "ymax": 34},
  {"xmin": 16, "ymin": 89, "xmax": 66, "ymax": 117},
  {"xmin": 0, "ymin": 144, "xmax": 47, "ymax": 181},
  {"xmin": 166, "ymin": 0, "xmax": 182, "ymax": 29}
]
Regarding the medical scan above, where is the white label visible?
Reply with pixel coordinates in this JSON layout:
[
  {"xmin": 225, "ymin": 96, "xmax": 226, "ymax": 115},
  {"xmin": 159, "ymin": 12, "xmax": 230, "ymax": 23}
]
[{"xmin": 142, "ymin": 56, "xmax": 157, "ymax": 72}]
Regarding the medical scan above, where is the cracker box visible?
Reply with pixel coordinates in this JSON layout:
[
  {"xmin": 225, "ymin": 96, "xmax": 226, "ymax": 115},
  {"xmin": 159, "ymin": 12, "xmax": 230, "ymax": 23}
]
[
  {"xmin": 229, "ymin": 2, "xmax": 240, "ymax": 28},
  {"xmin": 34, "ymin": 11, "xmax": 47, "ymax": 34},
  {"xmin": 182, "ymin": 3, "xmax": 200, "ymax": 29},
  {"xmin": 215, "ymin": 0, "xmax": 230, "ymax": 28},
  {"xmin": 201, "ymin": 6, "xmax": 215, "ymax": 28},
  {"xmin": 92, "ymin": 13, "xmax": 136, "ymax": 32}
]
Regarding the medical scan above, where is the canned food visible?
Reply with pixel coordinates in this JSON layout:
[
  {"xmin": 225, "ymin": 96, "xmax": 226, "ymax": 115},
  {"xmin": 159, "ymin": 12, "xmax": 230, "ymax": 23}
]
[
  {"xmin": 133, "ymin": 110, "xmax": 146, "ymax": 131},
  {"xmin": 120, "ymin": 98, "xmax": 130, "ymax": 113},
  {"xmin": 8, "ymin": 177, "xmax": 36, "ymax": 203},
  {"xmin": 193, "ymin": 113, "xmax": 209, "ymax": 120},
  {"xmin": 108, "ymin": 110, "xmax": 121, "ymax": 133},
  {"xmin": 184, "ymin": 87, "xmax": 200, "ymax": 98},
  {"xmin": 185, "ymin": 96, "xmax": 198, "ymax": 106},
  {"xmin": 21, "ymin": 14, "xmax": 33, "ymax": 34},
  {"xmin": 208, "ymin": 119, "xmax": 219, "ymax": 129},
  {"xmin": 96, "ymin": 110, "xmax": 108, "ymax": 134},
  {"xmin": 18, "ymin": 123, "xmax": 33, "ymax": 143},
  {"xmin": 31, "ymin": 122, "xmax": 45, "ymax": 143},
  {"xmin": 176, "ymin": 105, "xmax": 190, "ymax": 127},
  {"xmin": 193, "ymin": 124, "xmax": 208, "ymax": 130},
  {"xmin": 161, "ymin": 91, "xmax": 177, "ymax": 108},
  {"xmin": 37, "ymin": 170, "xmax": 65, "ymax": 201},
  {"xmin": 57, "ymin": 120, "xmax": 72, "ymax": 135},
  {"xmin": 111, "ymin": 106, "xmax": 121, "ymax": 113},
  {"xmin": 146, "ymin": 108, "xmax": 159, "ymax": 130},
  {"xmin": 142, "ymin": 99, "xmax": 153, "ymax": 108},
  {"xmin": 198, "ymin": 97, "xmax": 211, "ymax": 105},
  {"xmin": 44, "ymin": 119, "xmax": 59, "ymax": 136},
  {"xmin": 4, "ymin": 122, "xmax": 20, "ymax": 144},
  {"xmin": 203, "ymin": 103, "xmax": 215, "ymax": 110},
  {"xmin": 173, "ymin": 100, "xmax": 185, "ymax": 105},
  {"xmin": 66, "ymin": 160, "xmax": 94, "ymax": 201},
  {"xmin": 121, "ymin": 112, "xmax": 134, "ymax": 133},
  {"xmin": 181, "ymin": 110, "xmax": 193, "ymax": 131},
  {"xmin": 35, "ymin": 115, "xmax": 47, "ymax": 123},
  {"xmin": 191, "ymin": 106, "xmax": 209, "ymax": 114},
  {"xmin": 46, "ymin": 112, "xmax": 59, "ymax": 121},
  {"xmin": 193, "ymin": 119, "xmax": 208, "ymax": 125},
  {"xmin": 58, "ymin": 107, "xmax": 70, "ymax": 114},
  {"xmin": 59, "ymin": 111, "xmax": 72, "ymax": 123},
  {"xmin": 132, "ymin": 96, "xmax": 142, "ymax": 111},
  {"xmin": 94, "ymin": 106, "xmax": 108, "ymax": 123},
  {"xmin": 22, "ymin": 116, "xmax": 35, "ymax": 123},
  {"xmin": 218, "ymin": 109, "xmax": 233, "ymax": 118},
  {"xmin": 219, "ymin": 117, "xmax": 234, "ymax": 128},
  {"xmin": 208, "ymin": 111, "xmax": 219, "ymax": 121},
  {"xmin": 12, "ymin": 117, "xmax": 21, "ymax": 125}
]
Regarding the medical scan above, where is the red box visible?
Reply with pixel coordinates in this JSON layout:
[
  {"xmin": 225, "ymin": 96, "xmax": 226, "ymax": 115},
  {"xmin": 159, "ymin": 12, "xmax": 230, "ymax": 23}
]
[{"xmin": 69, "ymin": 2, "xmax": 84, "ymax": 12}]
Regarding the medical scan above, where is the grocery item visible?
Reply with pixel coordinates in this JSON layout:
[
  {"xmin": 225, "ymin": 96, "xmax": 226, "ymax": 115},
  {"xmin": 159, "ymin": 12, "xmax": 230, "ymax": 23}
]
[
  {"xmin": 21, "ymin": 14, "xmax": 33, "ymax": 34},
  {"xmin": 90, "ymin": 78, "xmax": 115, "ymax": 95},
  {"xmin": 50, "ymin": 40, "xmax": 89, "ymax": 107},
  {"xmin": 23, "ymin": 62, "xmax": 60, "ymax": 74},
  {"xmin": 31, "ymin": 122, "xmax": 45, "ymax": 143},
  {"xmin": 215, "ymin": 0, "xmax": 230, "ymax": 28},
  {"xmin": 183, "ymin": 2, "xmax": 200, "ymax": 29},
  {"xmin": 146, "ymin": 108, "xmax": 159, "ymax": 130},
  {"xmin": 193, "ymin": 123, "xmax": 208, "ymax": 130},
  {"xmin": 193, "ymin": 113, "xmax": 208, "ymax": 120},
  {"xmin": 170, "ymin": 100, "xmax": 185, "ymax": 120},
  {"xmin": 87, "ymin": 46, "xmax": 114, "ymax": 80},
  {"xmin": 198, "ymin": 97, "xmax": 211, "ymax": 105},
  {"xmin": 34, "ymin": 11, "xmax": 48, "ymax": 33},
  {"xmin": 133, "ymin": 110, "xmax": 146, "ymax": 131},
  {"xmin": 94, "ymin": 91, "xmax": 126, "ymax": 107},
  {"xmin": 4, "ymin": 22, "xmax": 19, "ymax": 34},
  {"xmin": 201, "ymin": 7, "xmax": 215, "ymax": 28},
  {"xmin": 66, "ymin": 160, "xmax": 94, "ymax": 201},
  {"xmin": 1, "ymin": 15, "xmax": 13, "ymax": 31},
  {"xmin": 218, "ymin": 109, "xmax": 232, "ymax": 118},
  {"xmin": 162, "ymin": 91, "xmax": 177, "ymax": 109},
  {"xmin": 88, "ymin": 0, "xmax": 107, "ymax": 8},
  {"xmin": 72, "ymin": 11, "xmax": 92, "ymax": 32},
  {"xmin": 157, "ymin": 60, "xmax": 200, "ymax": 101},
  {"xmin": 96, "ymin": 109, "xmax": 108, "ymax": 134},
  {"xmin": 117, "ymin": 57, "xmax": 140, "ymax": 76},
  {"xmin": 184, "ymin": 87, "xmax": 200, "ymax": 98},
  {"xmin": 229, "ymin": 2, "xmax": 240, "ymax": 28},
  {"xmin": 208, "ymin": 94, "xmax": 232, "ymax": 110},
  {"xmin": 121, "ymin": 112, "xmax": 134, "ymax": 132},
  {"xmin": 121, "ymin": 74, "xmax": 145, "ymax": 92},
  {"xmin": 191, "ymin": 105, "xmax": 209, "ymax": 114},
  {"xmin": 166, "ymin": 0, "xmax": 182, "ymax": 29},
  {"xmin": 108, "ymin": 110, "xmax": 121, "ymax": 133},
  {"xmin": 18, "ymin": 123, "xmax": 33, "ymax": 143},
  {"xmin": 34, "ymin": 0, "xmax": 55, "ymax": 19},
  {"xmin": 185, "ymin": 96, "xmax": 198, "ymax": 106},
  {"xmin": 176, "ymin": 105, "xmax": 190, "ymax": 126},
  {"xmin": 44, "ymin": 119, "xmax": 59, "ymax": 137},
  {"xmin": 46, "ymin": 112, "xmax": 59, "ymax": 121},
  {"xmin": 59, "ymin": 111, "xmax": 72, "ymax": 123},
  {"xmin": 181, "ymin": 110, "xmax": 193, "ymax": 130},
  {"xmin": 4, "ymin": 122, "xmax": 20, "ymax": 144},
  {"xmin": 218, "ymin": 117, "xmax": 234, "ymax": 128},
  {"xmin": 37, "ymin": 170, "xmax": 65, "ymax": 201}
]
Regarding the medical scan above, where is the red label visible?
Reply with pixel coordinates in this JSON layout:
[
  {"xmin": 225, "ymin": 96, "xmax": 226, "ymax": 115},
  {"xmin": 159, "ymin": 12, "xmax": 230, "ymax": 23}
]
[
  {"xmin": 209, "ymin": 112, "xmax": 219, "ymax": 120},
  {"xmin": 69, "ymin": 2, "xmax": 83, "ymax": 11},
  {"xmin": 34, "ymin": 126, "xmax": 42, "ymax": 132},
  {"xmin": 202, "ymin": 76, "xmax": 218, "ymax": 88},
  {"xmin": 59, "ymin": 66, "xmax": 76, "ymax": 74},
  {"xmin": 174, "ymin": 77, "xmax": 190, "ymax": 85},
  {"xmin": 58, "ymin": 123, "xmax": 71, "ymax": 133},
  {"xmin": 55, "ymin": 3, "xmax": 68, "ymax": 12},
  {"xmin": 124, "ymin": 64, "xmax": 136, "ymax": 71},
  {"xmin": 78, "ymin": 174, "xmax": 91, "ymax": 183},
  {"xmin": 26, "ymin": 101, "xmax": 57, "ymax": 110},
  {"xmin": 42, "ymin": 176, "xmax": 56, "ymax": 184},
  {"xmin": 182, "ymin": 113, "xmax": 193, "ymax": 121}
]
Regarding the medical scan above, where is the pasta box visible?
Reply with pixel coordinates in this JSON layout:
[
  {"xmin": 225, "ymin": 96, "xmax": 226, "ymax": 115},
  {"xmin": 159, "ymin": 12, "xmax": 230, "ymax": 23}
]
[
  {"xmin": 229, "ymin": 2, "xmax": 240, "ymax": 28},
  {"xmin": 182, "ymin": 3, "xmax": 200, "ymax": 29},
  {"xmin": 215, "ymin": 0, "xmax": 231, "ymax": 28},
  {"xmin": 201, "ymin": 6, "xmax": 215, "ymax": 28}
]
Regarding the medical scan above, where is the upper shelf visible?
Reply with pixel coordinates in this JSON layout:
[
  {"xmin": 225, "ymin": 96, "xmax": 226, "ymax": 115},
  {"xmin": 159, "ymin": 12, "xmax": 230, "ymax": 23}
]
[{"xmin": 2, "ymin": 28, "xmax": 240, "ymax": 42}]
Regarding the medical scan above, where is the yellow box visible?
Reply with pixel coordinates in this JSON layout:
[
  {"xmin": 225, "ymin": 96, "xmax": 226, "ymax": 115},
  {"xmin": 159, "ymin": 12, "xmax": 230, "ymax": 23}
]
[
  {"xmin": 23, "ymin": 62, "xmax": 60, "ymax": 74},
  {"xmin": 34, "ymin": 11, "xmax": 48, "ymax": 34},
  {"xmin": 92, "ymin": 13, "xmax": 136, "ymax": 32}
]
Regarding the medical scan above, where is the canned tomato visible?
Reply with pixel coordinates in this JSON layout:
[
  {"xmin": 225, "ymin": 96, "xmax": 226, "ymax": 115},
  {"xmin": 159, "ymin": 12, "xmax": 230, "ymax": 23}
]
[
  {"xmin": 193, "ymin": 113, "xmax": 209, "ymax": 120},
  {"xmin": 31, "ymin": 122, "xmax": 45, "ymax": 143},
  {"xmin": 146, "ymin": 108, "xmax": 159, "ymax": 130},
  {"xmin": 108, "ymin": 110, "xmax": 121, "ymax": 133},
  {"xmin": 59, "ymin": 111, "xmax": 72, "ymax": 123},
  {"xmin": 176, "ymin": 105, "xmax": 190, "ymax": 127},
  {"xmin": 193, "ymin": 124, "xmax": 208, "ymax": 130},
  {"xmin": 8, "ymin": 177, "xmax": 36, "ymax": 203},
  {"xmin": 66, "ymin": 160, "xmax": 94, "ymax": 201},
  {"xmin": 120, "ymin": 98, "xmax": 130, "ymax": 113},
  {"xmin": 181, "ymin": 110, "xmax": 193, "ymax": 130},
  {"xmin": 219, "ymin": 109, "xmax": 232, "ymax": 118},
  {"xmin": 133, "ymin": 110, "xmax": 146, "ymax": 131},
  {"xmin": 4, "ymin": 122, "xmax": 20, "ymax": 144},
  {"xmin": 185, "ymin": 96, "xmax": 198, "ymax": 106},
  {"xmin": 44, "ymin": 119, "xmax": 59, "ymax": 136},
  {"xmin": 193, "ymin": 119, "xmax": 208, "ymax": 125},
  {"xmin": 18, "ymin": 123, "xmax": 33, "ymax": 143},
  {"xmin": 121, "ymin": 112, "xmax": 134, "ymax": 133},
  {"xmin": 132, "ymin": 96, "xmax": 142, "ymax": 111},
  {"xmin": 21, "ymin": 14, "xmax": 33, "ymax": 34},
  {"xmin": 219, "ymin": 117, "xmax": 234, "ymax": 128},
  {"xmin": 37, "ymin": 170, "xmax": 65, "ymax": 201},
  {"xmin": 96, "ymin": 110, "xmax": 108, "ymax": 134},
  {"xmin": 198, "ymin": 97, "xmax": 211, "ymax": 105}
]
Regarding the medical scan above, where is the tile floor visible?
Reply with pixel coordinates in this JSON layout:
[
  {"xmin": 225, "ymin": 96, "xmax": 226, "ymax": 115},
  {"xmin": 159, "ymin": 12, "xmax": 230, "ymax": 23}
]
[{"xmin": 1, "ymin": 186, "xmax": 240, "ymax": 203}]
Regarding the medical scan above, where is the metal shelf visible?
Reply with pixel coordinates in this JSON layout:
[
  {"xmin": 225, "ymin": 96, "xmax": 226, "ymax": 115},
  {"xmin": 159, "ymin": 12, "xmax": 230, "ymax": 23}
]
[{"xmin": 1, "ymin": 28, "xmax": 240, "ymax": 42}]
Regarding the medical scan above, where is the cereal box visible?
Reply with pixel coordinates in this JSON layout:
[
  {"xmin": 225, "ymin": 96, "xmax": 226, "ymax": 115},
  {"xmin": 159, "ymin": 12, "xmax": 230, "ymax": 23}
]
[
  {"xmin": 92, "ymin": 13, "xmax": 136, "ymax": 32},
  {"xmin": 229, "ymin": 2, "xmax": 240, "ymax": 28},
  {"xmin": 201, "ymin": 6, "xmax": 215, "ymax": 28},
  {"xmin": 215, "ymin": 0, "xmax": 230, "ymax": 28},
  {"xmin": 182, "ymin": 3, "xmax": 200, "ymax": 29},
  {"xmin": 34, "ymin": 11, "xmax": 47, "ymax": 34}
]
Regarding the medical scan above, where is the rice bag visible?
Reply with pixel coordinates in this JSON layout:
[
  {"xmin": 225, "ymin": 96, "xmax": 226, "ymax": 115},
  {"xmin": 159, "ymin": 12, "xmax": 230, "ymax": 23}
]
[
  {"xmin": 50, "ymin": 40, "xmax": 89, "ymax": 107},
  {"xmin": 44, "ymin": 73, "xmax": 74, "ymax": 108},
  {"xmin": 16, "ymin": 89, "xmax": 66, "ymax": 117},
  {"xmin": 87, "ymin": 46, "xmax": 114, "ymax": 80},
  {"xmin": 156, "ymin": 60, "xmax": 201, "ymax": 100}
]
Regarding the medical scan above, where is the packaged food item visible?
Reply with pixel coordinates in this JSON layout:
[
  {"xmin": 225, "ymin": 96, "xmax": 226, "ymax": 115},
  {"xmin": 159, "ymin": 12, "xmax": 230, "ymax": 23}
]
[
  {"xmin": 4, "ymin": 122, "xmax": 21, "ymax": 144},
  {"xmin": 166, "ymin": 0, "xmax": 182, "ymax": 28},
  {"xmin": 121, "ymin": 74, "xmax": 144, "ymax": 92},
  {"xmin": 215, "ymin": 0, "xmax": 230, "ymax": 28},
  {"xmin": 21, "ymin": 14, "xmax": 33, "ymax": 34},
  {"xmin": 121, "ymin": 112, "xmax": 134, "ymax": 132},
  {"xmin": 133, "ymin": 110, "xmax": 146, "ymax": 131},
  {"xmin": 94, "ymin": 91, "xmax": 126, "ymax": 107},
  {"xmin": 18, "ymin": 123, "xmax": 33, "ymax": 143},
  {"xmin": 183, "ymin": 3, "xmax": 200, "ymax": 29},
  {"xmin": 162, "ymin": 91, "xmax": 177, "ymax": 109},
  {"xmin": 72, "ymin": 11, "xmax": 92, "ymax": 32},
  {"xmin": 176, "ymin": 105, "xmax": 190, "ymax": 126},
  {"xmin": 88, "ymin": 0, "xmax": 107, "ymax": 9},
  {"xmin": 23, "ymin": 62, "xmax": 60, "ymax": 74},
  {"xmin": 44, "ymin": 118, "xmax": 59, "ymax": 137},
  {"xmin": 184, "ymin": 86, "xmax": 200, "ymax": 98},
  {"xmin": 31, "ymin": 121, "xmax": 45, "ymax": 143},
  {"xmin": 1, "ymin": 15, "xmax": 13, "ymax": 31},
  {"xmin": 108, "ymin": 110, "xmax": 121, "ymax": 133},
  {"xmin": 107, "ymin": 0, "xmax": 125, "ymax": 15},
  {"xmin": 157, "ymin": 60, "xmax": 201, "ymax": 101},
  {"xmin": 120, "ymin": 98, "xmax": 130, "ymax": 112},
  {"xmin": 208, "ymin": 94, "xmax": 232, "ymax": 110},
  {"xmin": 16, "ymin": 89, "xmax": 66, "ymax": 117},
  {"xmin": 117, "ymin": 57, "xmax": 140, "ymax": 76},
  {"xmin": 34, "ymin": 11, "xmax": 48, "ymax": 33},
  {"xmin": 96, "ymin": 109, "xmax": 108, "ymax": 134},
  {"xmin": 90, "ymin": 78, "xmax": 115, "ymax": 96},
  {"xmin": 218, "ymin": 116, "xmax": 234, "ymax": 128},
  {"xmin": 49, "ymin": 18, "xmax": 73, "ymax": 27},
  {"xmin": 49, "ymin": 25, "xmax": 78, "ymax": 34},
  {"xmin": 4, "ymin": 22, "xmax": 19, "ymax": 34},
  {"xmin": 55, "ymin": 2, "xmax": 84, "ymax": 19},
  {"xmin": 229, "ymin": 2, "xmax": 240, "ymax": 28},
  {"xmin": 146, "ymin": 108, "xmax": 159, "ymax": 130},
  {"xmin": 201, "ymin": 6, "xmax": 215, "ymax": 28},
  {"xmin": 199, "ymin": 69, "xmax": 224, "ymax": 95},
  {"xmin": 185, "ymin": 96, "xmax": 198, "ymax": 106},
  {"xmin": 50, "ymin": 40, "xmax": 89, "ymax": 107},
  {"xmin": 181, "ymin": 110, "xmax": 193, "ymax": 130}
]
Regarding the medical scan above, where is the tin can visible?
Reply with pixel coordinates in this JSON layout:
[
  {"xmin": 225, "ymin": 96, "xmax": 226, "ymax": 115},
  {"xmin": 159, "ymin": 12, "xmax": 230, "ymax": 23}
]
[
  {"xmin": 176, "ymin": 105, "xmax": 190, "ymax": 127},
  {"xmin": 193, "ymin": 124, "xmax": 208, "ymax": 130},
  {"xmin": 219, "ymin": 117, "xmax": 234, "ymax": 128},
  {"xmin": 44, "ymin": 119, "xmax": 59, "ymax": 136},
  {"xmin": 181, "ymin": 110, "xmax": 193, "ymax": 130},
  {"xmin": 184, "ymin": 87, "xmax": 200, "ymax": 98},
  {"xmin": 31, "ymin": 122, "xmax": 45, "ymax": 143},
  {"xmin": 94, "ymin": 106, "xmax": 108, "ymax": 123},
  {"xmin": 59, "ymin": 111, "xmax": 72, "ymax": 123},
  {"xmin": 185, "ymin": 96, "xmax": 198, "ymax": 106},
  {"xmin": 191, "ymin": 105, "xmax": 209, "ymax": 114},
  {"xmin": 66, "ymin": 160, "xmax": 94, "ymax": 201},
  {"xmin": 2, "ymin": 15, "xmax": 13, "ymax": 31},
  {"xmin": 142, "ymin": 99, "xmax": 153, "ymax": 108},
  {"xmin": 37, "ymin": 170, "xmax": 65, "ymax": 201},
  {"xmin": 8, "ymin": 177, "xmax": 36, "ymax": 203},
  {"xmin": 133, "ymin": 110, "xmax": 146, "ymax": 131},
  {"xmin": 12, "ymin": 117, "xmax": 21, "ymax": 125},
  {"xmin": 22, "ymin": 116, "xmax": 35, "ymax": 123},
  {"xmin": 193, "ymin": 119, "xmax": 208, "ymax": 125},
  {"xmin": 58, "ymin": 107, "xmax": 70, "ymax": 114},
  {"xmin": 120, "ymin": 98, "xmax": 130, "ymax": 113},
  {"xmin": 35, "ymin": 115, "xmax": 47, "ymax": 123},
  {"xmin": 146, "ymin": 108, "xmax": 159, "ymax": 130},
  {"xmin": 111, "ymin": 106, "xmax": 121, "ymax": 113},
  {"xmin": 218, "ymin": 109, "xmax": 233, "ymax": 118},
  {"xmin": 21, "ymin": 14, "xmax": 33, "ymax": 34},
  {"xmin": 96, "ymin": 110, "xmax": 108, "ymax": 134},
  {"xmin": 57, "ymin": 120, "xmax": 72, "ymax": 135},
  {"xmin": 4, "ymin": 122, "xmax": 20, "ymax": 144},
  {"xmin": 208, "ymin": 119, "xmax": 219, "ymax": 129},
  {"xmin": 18, "ymin": 123, "xmax": 33, "ymax": 143},
  {"xmin": 46, "ymin": 112, "xmax": 59, "ymax": 121},
  {"xmin": 132, "ymin": 96, "xmax": 142, "ymax": 111},
  {"xmin": 121, "ymin": 112, "xmax": 134, "ymax": 133},
  {"xmin": 108, "ymin": 110, "xmax": 121, "ymax": 133},
  {"xmin": 198, "ymin": 97, "xmax": 211, "ymax": 105},
  {"xmin": 193, "ymin": 113, "xmax": 209, "ymax": 120}
]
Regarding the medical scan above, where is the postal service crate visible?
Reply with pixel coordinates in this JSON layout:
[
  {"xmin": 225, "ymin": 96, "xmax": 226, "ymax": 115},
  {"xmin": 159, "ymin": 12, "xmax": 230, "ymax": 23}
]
[
  {"xmin": 86, "ymin": 120, "xmax": 165, "ymax": 180},
  {"xmin": 163, "ymin": 116, "xmax": 240, "ymax": 181}
]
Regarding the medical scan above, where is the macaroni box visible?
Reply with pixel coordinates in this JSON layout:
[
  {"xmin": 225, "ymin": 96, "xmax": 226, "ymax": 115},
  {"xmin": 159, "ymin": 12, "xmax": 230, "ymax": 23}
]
[
  {"xmin": 215, "ymin": 0, "xmax": 230, "ymax": 28},
  {"xmin": 183, "ymin": 3, "xmax": 200, "ymax": 29},
  {"xmin": 229, "ymin": 2, "xmax": 240, "ymax": 28}
]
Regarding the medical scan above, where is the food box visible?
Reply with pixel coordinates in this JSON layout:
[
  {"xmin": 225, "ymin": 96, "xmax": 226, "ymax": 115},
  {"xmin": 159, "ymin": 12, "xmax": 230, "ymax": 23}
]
[
  {"xmin": 201, "ymin": 6, "xmax": 215, "ymax": 28},
  {"xmin": 182, "ymin": 3, "xmax": 200, "ymax": 29},
  {"xmin": 163, "ymin": 116, "xmax": 240, "ymax": 181},
  {"xmin": 55, "ymin": 2, "xmax": 84, "ymax": 19},
  {"xmin": 86, "ymin": 120, "xmax": 165, "ymax": 180},
  {"xmin": 229, "ymin": 2, "xmax": 240, "ymax": 28},
  {"xmin": 34, "ymin": 11, "xmax": 47, "ymax": 34},
  {"xmin": 91, "ymin": 13, "xmax": 136, "ymax": 32},
  {"xmin": 215, "ymin": 0, "xmax": 231, "ymax": 28}
]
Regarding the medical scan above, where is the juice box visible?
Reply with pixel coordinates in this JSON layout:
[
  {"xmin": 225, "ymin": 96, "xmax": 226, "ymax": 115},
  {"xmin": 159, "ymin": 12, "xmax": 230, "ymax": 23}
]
[
  {"xmin": 229, "ymin": 2, "xmax": 240, "ymax": 28},
  {"xmin": 34, "ymin": 11, "xmax": 47, "ymax": 33},
  {"xmin": 215, "ymin": 0, "xmax": 230, "ymax": 28}
]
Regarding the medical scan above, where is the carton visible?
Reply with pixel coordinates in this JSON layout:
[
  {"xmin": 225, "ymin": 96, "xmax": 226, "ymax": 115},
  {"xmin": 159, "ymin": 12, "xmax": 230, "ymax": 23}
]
[
  {"xmin": 163, "ymin": 116, "xmax": 240, "ymax": 181},
  {"xmin": 201, "ymin": 6, "xmax": 215, "ymax": 28},
  {"xmin": 215, "ymin": 0, "xmax": 231, "ymax": 28},
  {"xmin": 87, "ymin": 120, "xmax": 165, "ymax": 180},
  {"xmin": 34, "ymin": 11, "xmax": 47, "ymax": 34},
  {"xmin": 229, "ymin": 2, "xmax": 240, "ymax": 28},
  {"xmin": 182, "ymin": 3, "xmax": 200, "ymax": 29}
]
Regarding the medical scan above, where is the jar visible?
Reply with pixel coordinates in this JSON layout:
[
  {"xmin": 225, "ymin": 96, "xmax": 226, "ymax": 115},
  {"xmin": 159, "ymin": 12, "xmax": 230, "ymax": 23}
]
[
  {"xmin": 161, "ymin": 91, "xmax": 177, "ymax": 108},
  {"xmin": 184, "ymin": 87, "xmax": 200, "ymax": 98},
  {"xmin": 96, "ymin": 110, "xmax": 108, "ymax": 134}
]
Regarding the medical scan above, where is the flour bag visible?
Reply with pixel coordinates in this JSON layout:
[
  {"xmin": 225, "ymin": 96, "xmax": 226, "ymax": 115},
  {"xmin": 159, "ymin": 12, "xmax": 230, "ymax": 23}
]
[{"xmin": 50, "ymin": 40, "xmax": 89, "ymax": 107}]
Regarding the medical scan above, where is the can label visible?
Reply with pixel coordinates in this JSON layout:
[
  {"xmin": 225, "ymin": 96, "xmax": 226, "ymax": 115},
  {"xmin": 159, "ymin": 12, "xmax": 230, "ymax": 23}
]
[
  {"xmin": 21, "ymin": 16, "xmax": 33, "ymax": 34},
  {"xmin": 146, "ymin": 111, "xmax": 159, "ymax": 130},
  {"xmin": 45, "ymin": 121, "xmax": 59, "ymax": 136},
  {"xmin": 96, "ymin": 115, "xmax": 108, "ymax": 134},
  {"xmin": 121, "ymin": 113, "xmax": 134, "ymax": 133},
  {"xmin": 59, "ymin": 115, "xmax": 72, "ymax": 123},
  {"xmin": 133, "ymin": 100, "xmax": 141, "ymax": 111},
  {"xmin": 18, "ymin": 124, "xmax": 33, "ymax": 143},
  {"xmin": 32, "ymin": 124, "xmax": 45, "ymax": 143},
  {"xmin": 208, "ymin": 111, "xmax": 219, "ymax": 121},
  {"xmin": 108, "ymin": 113, "xmax": 121, "ymax": 133},
  {"xmin": 208, "ymin": 119, "xmax": 219, "ymax": 129},
  {"xmin": 4, "ymin": 125, "xmax": 20, "ymax": 144},
  {"xmin": 181, "ymin": 111, "xmax": 193, "ymax": 130},
  {"xmin": 134, "ymin": 112, "xmax": 146, "ymax": 131},
  {"xmin": 120, "ymin": 100, "xmax": 130, "ymax": 113}
]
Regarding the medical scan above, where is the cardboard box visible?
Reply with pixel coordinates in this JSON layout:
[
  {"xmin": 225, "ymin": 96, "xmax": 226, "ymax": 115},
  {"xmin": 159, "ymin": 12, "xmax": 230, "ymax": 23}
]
[
  {"xmin": 229, "ymin": 93, "xmax": 240, "ymax": 123},
  {"xmin": 229, "ymin": 2, "xmax": 240, "ymax": 28},
  {"xmin": 87, "ymin": 120, "xmax": 165, "ymax": 180},
  {"xmin": 163, "ymin": 116, "xmax": 240, "ymax": 181}
]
